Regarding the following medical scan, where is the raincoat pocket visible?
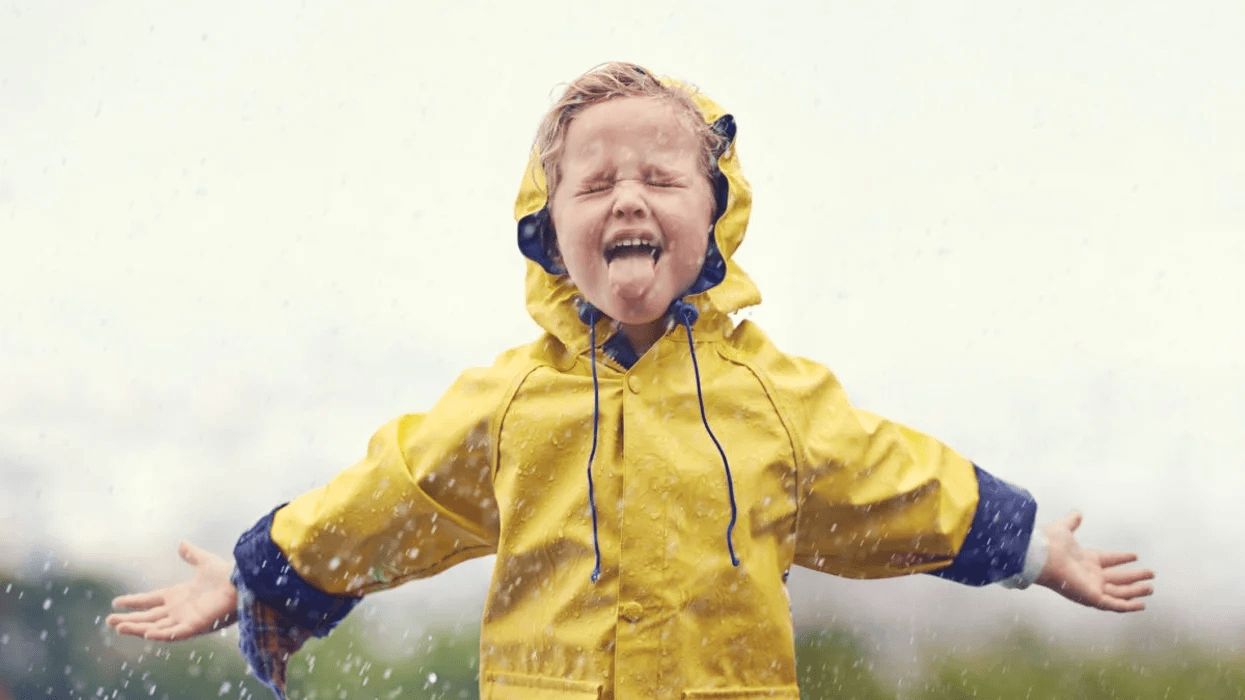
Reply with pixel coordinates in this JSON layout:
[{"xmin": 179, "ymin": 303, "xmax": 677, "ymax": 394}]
[
  {"xmin": 483, "ymin": 672, "xmax": 603, "ymax": 700},
  {"xmin": 682, "ymin": 686, "xmax": 801, "ymax": 699}
]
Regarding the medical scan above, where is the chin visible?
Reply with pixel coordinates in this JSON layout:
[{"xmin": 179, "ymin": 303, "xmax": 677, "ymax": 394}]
[
  {"xmin": 604, "ymin": 299, "xmax": 669, "ymax": 327},
  {"xmin": 610, "ymin": 310, "xmax": 665, "ymax": 327}
]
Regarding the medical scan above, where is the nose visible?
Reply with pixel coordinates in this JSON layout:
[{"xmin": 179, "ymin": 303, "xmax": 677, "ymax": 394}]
[{"xmin": 612, "ymin": 181, "xmax": 649, "ymax": 219}]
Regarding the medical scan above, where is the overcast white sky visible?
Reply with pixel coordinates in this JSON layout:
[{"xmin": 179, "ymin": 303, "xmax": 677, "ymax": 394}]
[{"xmin": 2, "ymin": 0, "xmax": 1243, "ymax": 649}]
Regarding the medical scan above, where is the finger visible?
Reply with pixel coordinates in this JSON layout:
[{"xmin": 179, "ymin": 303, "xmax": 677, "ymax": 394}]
[
  {"xmin": 1105, "ymin": 581, "xmax": 1155, "ymax": 599},
  {"xmin": 1104, "ymin": 567, "xmax": 1155, "ymax": 585},
  {"xmin": 106, "ymin": 607, "xmax": 168, "ymax": 625},
  {"xmin": 1062, "ymin": 510, "xmax": 1083, "ymax": 532},
  {"xmin": 1098, "ymin": 551, "xmax": 1140, "ymax": 568},
  {"xmin": 178, "ymin": 540, "xmax": 201, "ymax": 567},
  {"xmin": 112, "ymin": 591, "xmax": 166, "ymax": 611},
  {"xmin": 113, "ymin": 621, "xmax": 157, "ymax": 638},
  {"xmin": 111, "ymin": 622, "xmax": 140, "ymax": 637},
  {"xmin": 105, "ymin": 612, "xmax": 130, "ymax": 627},
  {"xmin": 1097, "ymin": 596, "xmax": 1147, "ymax": 613}
]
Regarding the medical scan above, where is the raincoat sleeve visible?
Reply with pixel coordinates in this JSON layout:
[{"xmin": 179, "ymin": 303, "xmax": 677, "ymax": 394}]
[
  {"xmin": 766, "ymin": 350, "xmax": 1035, "ymax": 584},
  {"xmin": 229, "ymin": 360, "xmax": 522, "ymax": 697},
  {"xmin": 269, "ymin": 369, "xmax": 508, "ymax": 595}
]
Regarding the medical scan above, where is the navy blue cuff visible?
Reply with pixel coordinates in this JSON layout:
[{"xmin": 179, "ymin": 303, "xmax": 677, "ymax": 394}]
[
  {"xmin": 929, "ymin": 465, "xmax": 1037, "ymax": 586},
  {"xmin": 233, "ymin": 506, "xmax": 361, "ymax": 637}
]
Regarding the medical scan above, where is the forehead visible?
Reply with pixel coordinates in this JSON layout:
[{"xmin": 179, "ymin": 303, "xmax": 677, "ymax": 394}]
[{"xmin": 561, "ymin": 97, "xmax": 701, "ymax": 168}]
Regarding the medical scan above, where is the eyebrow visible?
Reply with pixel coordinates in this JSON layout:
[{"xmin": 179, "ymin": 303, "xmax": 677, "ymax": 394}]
[
  {"xmin": 576, "ymin": 169, "xmax": 614, "ymax": 183},
  {"xmin": 565, "ymin": 150, "xmax": 695, "ymax": 181},
  {"xmin": 642, "ymin": 165, "xmax": 681, "ymax": 178}
]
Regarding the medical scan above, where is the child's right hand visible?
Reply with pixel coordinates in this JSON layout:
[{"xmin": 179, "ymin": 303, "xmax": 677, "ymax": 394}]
[
  {"xmin": 1035, "ymin": 512, "xmax": 1155, "ymax": 612},
  {"xmin": 106, "ymin": 541, "xmax": 238, "ymax": 641}
]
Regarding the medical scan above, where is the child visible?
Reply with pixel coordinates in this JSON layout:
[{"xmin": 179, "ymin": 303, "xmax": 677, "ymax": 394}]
[{"xmin": 107, "ymin": 62, "xmax": 1154, "ymax": 700}]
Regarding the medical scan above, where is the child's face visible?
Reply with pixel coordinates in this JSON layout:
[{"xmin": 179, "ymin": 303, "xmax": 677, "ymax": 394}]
[{"xmin": 549, "ymin": 97, "xmax": 714, "ymax": 328}]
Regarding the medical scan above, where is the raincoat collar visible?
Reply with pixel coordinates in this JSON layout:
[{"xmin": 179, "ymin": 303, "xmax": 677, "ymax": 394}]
[{"xmin": 514, "ymin": 80, "xmax": 760, "ymax": 354}]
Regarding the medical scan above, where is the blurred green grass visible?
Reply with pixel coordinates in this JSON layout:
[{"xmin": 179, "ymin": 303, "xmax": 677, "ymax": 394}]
[{"xmin": 3, "ymin": 569, "xmax": 1240, "ymax": 700}]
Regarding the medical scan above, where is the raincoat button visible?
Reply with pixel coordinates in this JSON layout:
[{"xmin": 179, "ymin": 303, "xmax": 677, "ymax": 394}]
[
  {"xmin": 619, "ymin": 601, "xmax": 643, "ymax": 622},
  {"xmin": 626, "ymin": 374, "xmax": 641, "ymax": 394}
]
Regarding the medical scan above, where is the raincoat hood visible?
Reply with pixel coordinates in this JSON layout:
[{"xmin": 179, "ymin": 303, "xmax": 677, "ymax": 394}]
[{"xmin": 514, "ymin": 83, "xmax": 761, "ymax": 351}]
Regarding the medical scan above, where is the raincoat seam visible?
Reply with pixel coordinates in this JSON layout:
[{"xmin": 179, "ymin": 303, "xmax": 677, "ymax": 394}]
[
  {"xmin": 391, "ymin": 421, "xmax": 501, "ymax": 552},
  {"xmin": 491, "ymin": 358, "xmax": 551, "ymax": 486},
  {"xmin": 713, "ymin": 345, "xmax": 804, "ymax": 553},
  {"xmin": 384, "ymin": 355, "xmax": 542, "ymax": 566}
]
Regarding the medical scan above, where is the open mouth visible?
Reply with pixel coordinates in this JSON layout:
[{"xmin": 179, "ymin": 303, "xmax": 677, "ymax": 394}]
[{"xmin": 604, "ymin": 237, "xmax": 663, "ymax": 264}]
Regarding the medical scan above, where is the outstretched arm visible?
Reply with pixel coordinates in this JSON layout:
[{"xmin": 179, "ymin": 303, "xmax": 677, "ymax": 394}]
[
  {"xmin": 106, "ymin": 537, "xmax": 318, "ymax": 699},
  {"xmin": 1036, "ymin": 511, "xmax": 1155, "ymax": 612},
  {"xmin": 106, "ymin": 541, "xmax": 237, "ymax": 640}
]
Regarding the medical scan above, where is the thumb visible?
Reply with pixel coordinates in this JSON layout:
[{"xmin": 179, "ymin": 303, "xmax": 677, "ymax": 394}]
[
  {"xmin": 1062, "ymin": 510, "xmax": 1083, "ymax": 533},
  {"xmin": 178, "ymin": 540, "xmax": 201, "ymax": 567}
]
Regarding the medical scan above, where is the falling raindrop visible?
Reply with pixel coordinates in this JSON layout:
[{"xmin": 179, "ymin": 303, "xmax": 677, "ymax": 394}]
[{"xmin": 43, "ymin": 598, "xmax": 52, "ymax": 610}]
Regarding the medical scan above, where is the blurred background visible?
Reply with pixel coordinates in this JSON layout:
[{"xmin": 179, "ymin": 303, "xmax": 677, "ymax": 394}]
[{"xmin": 2, "ymin": 1, "xmax": 1242, "ymax": 697}]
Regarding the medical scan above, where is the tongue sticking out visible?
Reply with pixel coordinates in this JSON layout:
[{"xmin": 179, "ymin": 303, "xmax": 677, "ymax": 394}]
[{"xmin": 607, "ymin": 252, "xmax": 658, "ymax": 302}]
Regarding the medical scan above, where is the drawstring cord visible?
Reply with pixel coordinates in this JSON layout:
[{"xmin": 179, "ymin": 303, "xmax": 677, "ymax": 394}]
[
  {"xmin": 578, "ymin": 302, "xmax": 605, "ymax": 583},
  {"xmin": 671, "ymin": 300, "xmax": 741, "ymax": 567},
  {"xmin": 578, "ymin": 298, "xmax": 740, "ymax": 584}
]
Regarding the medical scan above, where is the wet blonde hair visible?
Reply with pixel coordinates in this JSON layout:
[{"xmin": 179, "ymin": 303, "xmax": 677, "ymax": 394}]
[{"xmin": 534, "ymin": 62, "xmax": 726, "ymax": 198}]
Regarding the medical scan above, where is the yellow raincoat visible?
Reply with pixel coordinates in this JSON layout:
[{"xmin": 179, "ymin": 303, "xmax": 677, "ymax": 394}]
[{"xmin": 264, "ymin": 90, "xmax": 989, "ymax": 700}]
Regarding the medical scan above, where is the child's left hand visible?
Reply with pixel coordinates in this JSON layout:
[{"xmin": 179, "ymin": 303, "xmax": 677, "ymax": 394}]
[{"xmin": 1035, "ymin": 511, "xmax": 1155, "ymax": 612}]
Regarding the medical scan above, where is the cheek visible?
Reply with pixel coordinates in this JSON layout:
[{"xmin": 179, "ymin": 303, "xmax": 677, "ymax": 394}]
[
  {"xmin": 549, "ymin": 202, "xmax": 599, "ymax": 269},
  {"xmin": 670, "ymin": 193, "xmax": 714, "ymax": 259}
]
